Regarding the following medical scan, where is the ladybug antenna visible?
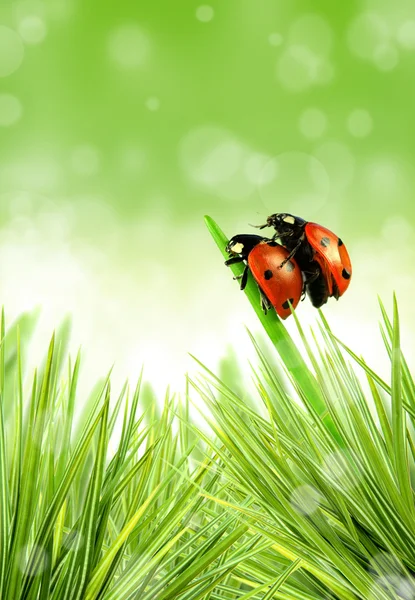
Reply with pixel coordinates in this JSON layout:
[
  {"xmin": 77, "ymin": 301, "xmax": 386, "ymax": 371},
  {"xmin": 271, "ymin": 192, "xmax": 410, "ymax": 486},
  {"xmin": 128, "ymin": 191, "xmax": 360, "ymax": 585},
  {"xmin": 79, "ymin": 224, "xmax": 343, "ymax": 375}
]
[{"xmin": 249, "ymin": 222, "xmax": 268, "ymax": 229}]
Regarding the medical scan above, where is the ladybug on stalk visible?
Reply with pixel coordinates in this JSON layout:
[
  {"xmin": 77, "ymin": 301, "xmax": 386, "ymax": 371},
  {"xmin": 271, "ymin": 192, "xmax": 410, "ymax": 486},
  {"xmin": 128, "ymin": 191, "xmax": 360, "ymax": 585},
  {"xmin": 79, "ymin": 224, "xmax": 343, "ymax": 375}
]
[
  {"xmin": 225, "ymin": 234, "xmax": 303, "ymax": 320},
  {"xmin": 257, "ymin": 213, "xmax": 352, "ymax": 308},
  {"xmin": 225, "ymin": 213, "xmax": 352, "ymax": 318}
]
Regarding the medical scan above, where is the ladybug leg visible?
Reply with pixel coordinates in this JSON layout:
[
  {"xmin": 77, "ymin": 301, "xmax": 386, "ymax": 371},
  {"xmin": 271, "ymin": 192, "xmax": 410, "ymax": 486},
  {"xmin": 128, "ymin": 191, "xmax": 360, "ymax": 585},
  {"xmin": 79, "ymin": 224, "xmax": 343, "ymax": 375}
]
[
  {"xmin": 301, "ymin": 285, "xmax": 306, "ymax": 302},
  {"xmin": 274, "ymin": 230, "xmax": 293, "ymax": 238},
  {"xmin": 227, "ymin": 262, "xmax": 249, "ymax": 290},
  {"xmin": 270, "ymin": 230, "xmax": 293, "ymax": 243},
  {"xmin": 225, "ymin": 253, "xmax": 250, "ymax": 290},
  {"xmin": 258, "ymin": 287, "xmax": 272, "ymax": 314},
  {"xmin": 235, "ymin": 265, "xmax": 249, "ymax": 290},
  {"xmin": 225, "ymin": 255, "xmax": 244, "ymax": 266},
  {"xmin": 278, "ymin": 238, "xmax": 303, "ymax": 268},
  {"xmin": 303, "ymin": 269, "xmax": 321, "ymax": 285},
  {"xmin": 300, "ymin": 267, "xmax": 321, "ymax": 301}
]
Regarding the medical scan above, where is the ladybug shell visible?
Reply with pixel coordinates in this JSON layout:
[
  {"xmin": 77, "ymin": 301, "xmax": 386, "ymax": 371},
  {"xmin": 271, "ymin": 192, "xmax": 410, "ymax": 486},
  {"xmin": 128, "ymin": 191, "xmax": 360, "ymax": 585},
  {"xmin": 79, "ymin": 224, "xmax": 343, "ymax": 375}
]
[
  {"xmin": 304, "ymin": 223, "xmax": 352, "ymax": 298},
  {"xmin": 247, "ymin": 242, "xmax": 303, "ymax": 319}
]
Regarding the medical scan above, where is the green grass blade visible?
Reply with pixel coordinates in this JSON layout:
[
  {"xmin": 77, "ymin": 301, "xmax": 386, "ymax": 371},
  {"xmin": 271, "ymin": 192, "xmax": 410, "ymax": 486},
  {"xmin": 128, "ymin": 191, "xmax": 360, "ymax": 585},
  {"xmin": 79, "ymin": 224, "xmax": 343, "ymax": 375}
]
[
  {"xmin": 0, "ymin": 307, "xmax": 5, "ymax": 399},
  {"xmin": 10, "ymin": 326, "xmax": 24, "ymax": 516},
  {"xmin": 56, "ymin": 350, "xmax": 81, "ymax": 483},
  {"xmin": 0, "ymin": 309, "xmax": 8, "ymax": 598},
  {"xmin": 263, "ymin": 558, "xmax": 303, "ymax": 599},
  {"xmin": 390, "ymin": 294, "xmax": 413, "ymax": 512},
  {"xmin": 5, "ymin": 332, "xmax": 55, "ymax": 599}
]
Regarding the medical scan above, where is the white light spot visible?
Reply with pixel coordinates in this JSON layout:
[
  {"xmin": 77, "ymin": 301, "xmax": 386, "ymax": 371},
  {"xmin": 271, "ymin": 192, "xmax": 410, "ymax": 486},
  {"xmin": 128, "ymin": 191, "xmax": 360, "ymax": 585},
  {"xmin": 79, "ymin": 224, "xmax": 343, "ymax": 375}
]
[
  {"xmin": 369, "ymin": 553, "xmax": 415, "ymax": 599},
  {"xmin": 196, "ymin": 5, "xmax": 214, "ymax": 23},
  {"xmin": 268, "ymin": 32, "xmax": 283, "ymax": 46},
  {"xmin": 0, "ymin": 94, "xmax": 23, "ymax": 126},
  {"xmin": 0, "ymin": 26, "xmax": 25, "ymax": 77},
  {"xmin": 276, "ymin": 45, "xmax": 321, "ymax": 92},
  {"xmin": 19, "ymin": 544, "xmax": 49, "ymax": 575},
  {"xmin": 62, "ymin": 529, "xmax": 85, "ymax": 551},
  {"xmin": 258, "ymin": 151, "xmax": 330, "ymax": 212},
  {"xmin": 371, "ymin": 163, "xmax": 397, "ymax": 189},
  {"xmin": 313, "ymin": 59, "xmax": 335, "ymax": 85},
  {"xmin": 381, "ymin": 215, "xmax": 413, "ymax": 243},
  {"xmin": 347, "ymin": 13, "xmax": 389, "ymax": 59},
  {"xmin": 0, "ymin": 157, "xmax": 62, "ymax": 191},
  {"xmin": 71, "ymin": 145, "xmax": 100, "ymax": 176},
  {"xmin": 181, "ymin": 128, "xmax": 242, "ymax": 185},
  {"xmin": 13, "ymin": 0, "xmax": 46, "ymax": 21},
  {"xmin": 46, "ymin": 0, "xmax": 73, "ymax": 21},
  {"xmin": 289, "ymin": 14, "xmax": 333, "ymax": 56},
  {"xmin": 18, "ymin": 15, "xmax": 47, "ymax": 45},
  {"xmin": 179, "ymin": 126, "xmax": 254, "ymax": 200},
  {"xmin": 363, "ymin": 158, "xmax": 411, "ymax": 202},
  {"xmin": 313, "ymin": 141, "xmax": 355, "ymax": 191},
  {"xmin": 108, "ymin": 24, "xmax": 151, "ymax": 70},
  {"xmin": 244, "ymin": 153, "xmax": 271, "ymax": 185},
  {"xmin": 188, "ymin": 139, "xmax": 242, "ymax": 183},
  {"xmin": 395, "ymin": 576, "xmax": 415, "ymax": 599},
  {"xmin": 145, "ymin": 96, "xmax": 160, "ymax": 111},
  {"xmin": 347, "ymin": 109, "xmax": 373, "ymax": 137},
  {"xmin": 397, "ymin": 20, "xmax": 415, "ymax": 50},
  {"xmin": 298, "ymin": 108, "xmax": 327, "ymax": 139},
  {"xmin": 259, "ymin": 159, "xmax": 278, "ymax": 185},
  {"xmin": 368, "ymin": 551, "xmax": 401, "ymax": 578},
  {"xmin": 119, "ymin": 146, "xmax": 146, "ymax": 174},
  {"xmin": 373, "ymin": 43, "xmax": 399, "ymax": 71},
  {"xmin": 290, "ymin": 485, "xmax": 322, "ymax": 515},
  {"xmin": 322, "ymin": 450, "xmax": 362, "ymax": 491},
  {"xmin": 16, "ymin": 0, "xmax": 69, "ymax": 22}
]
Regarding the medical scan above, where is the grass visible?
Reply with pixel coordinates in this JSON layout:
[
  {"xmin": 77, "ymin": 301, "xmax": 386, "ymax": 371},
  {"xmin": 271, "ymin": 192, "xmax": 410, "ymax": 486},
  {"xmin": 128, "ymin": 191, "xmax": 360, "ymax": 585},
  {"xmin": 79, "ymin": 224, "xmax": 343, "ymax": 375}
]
[{"xmin": 0, "ymin": 216, "xmax": 414, "ymax": 598}]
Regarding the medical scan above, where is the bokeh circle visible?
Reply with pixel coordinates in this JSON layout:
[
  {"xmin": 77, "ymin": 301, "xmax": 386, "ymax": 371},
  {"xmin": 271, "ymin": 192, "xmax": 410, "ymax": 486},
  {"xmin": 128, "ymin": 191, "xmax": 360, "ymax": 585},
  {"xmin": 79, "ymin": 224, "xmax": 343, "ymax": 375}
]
[
  {"xmin": 258, "ymin": 151, "xmax": 330, "ymax": 214},
  {"xmin": 0, "ymin": 26, "xmax": 25, "ymax": 77}
]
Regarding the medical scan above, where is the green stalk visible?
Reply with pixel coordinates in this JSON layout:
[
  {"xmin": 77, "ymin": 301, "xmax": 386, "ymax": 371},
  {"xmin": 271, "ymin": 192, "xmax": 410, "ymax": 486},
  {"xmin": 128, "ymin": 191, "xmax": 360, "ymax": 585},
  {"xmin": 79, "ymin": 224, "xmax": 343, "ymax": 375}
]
[{"xmin": 205, "ymin": 215, "xmax": 340, "ymax": 440}]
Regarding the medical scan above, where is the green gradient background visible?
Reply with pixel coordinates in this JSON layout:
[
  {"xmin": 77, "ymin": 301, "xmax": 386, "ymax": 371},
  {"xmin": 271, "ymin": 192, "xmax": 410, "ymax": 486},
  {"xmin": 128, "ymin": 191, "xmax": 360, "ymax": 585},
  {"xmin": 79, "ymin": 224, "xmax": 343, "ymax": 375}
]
[{"xmin": 1, "ymin": 0, "xmax": 414, "ymax": 392}]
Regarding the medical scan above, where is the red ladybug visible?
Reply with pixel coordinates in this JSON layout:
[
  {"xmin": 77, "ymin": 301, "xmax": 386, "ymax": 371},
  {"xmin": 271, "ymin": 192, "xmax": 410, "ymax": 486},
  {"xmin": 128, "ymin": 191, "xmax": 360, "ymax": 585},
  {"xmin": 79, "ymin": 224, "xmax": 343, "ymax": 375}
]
[
  {"xmin": 225, "ymin": 234, "xmax": 304, "ymax": 319},
  {"xmin": 258, "ymin": 213, "xmax": 352, "ymax": 308}
]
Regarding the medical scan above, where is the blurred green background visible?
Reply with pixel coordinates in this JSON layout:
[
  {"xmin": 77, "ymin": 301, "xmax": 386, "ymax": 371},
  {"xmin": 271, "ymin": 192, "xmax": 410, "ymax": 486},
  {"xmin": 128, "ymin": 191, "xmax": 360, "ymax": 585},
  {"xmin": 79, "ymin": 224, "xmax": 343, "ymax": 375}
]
[{"xmin": 0, "ymin": 0, "xmax": 414, "ymax": 392}]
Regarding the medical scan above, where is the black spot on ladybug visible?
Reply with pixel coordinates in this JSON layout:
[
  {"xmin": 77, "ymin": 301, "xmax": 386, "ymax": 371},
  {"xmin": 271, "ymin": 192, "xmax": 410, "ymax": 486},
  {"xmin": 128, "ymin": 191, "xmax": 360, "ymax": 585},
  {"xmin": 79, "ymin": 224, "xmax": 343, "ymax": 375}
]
[
  {"xmin": 342, "ymin": 268, "xmax": 351, "ymax": 280},
  {"xmin": 285, "ymin": 260, "xmax": 295, "ymax": 272},
  {"xmin": 338, "ymin": 238, "xmax": 343, "ymax": 247},
  {"xmin": 264, "ymin": 270, "xmax": 273, "ymax": 280},
  {"xmin": 320, "ymin": 237, "xmax": 331, "ymax": 247},
  {"xmin": 282, "ymin": 298, "xmax": 294, "ymax": 310}
]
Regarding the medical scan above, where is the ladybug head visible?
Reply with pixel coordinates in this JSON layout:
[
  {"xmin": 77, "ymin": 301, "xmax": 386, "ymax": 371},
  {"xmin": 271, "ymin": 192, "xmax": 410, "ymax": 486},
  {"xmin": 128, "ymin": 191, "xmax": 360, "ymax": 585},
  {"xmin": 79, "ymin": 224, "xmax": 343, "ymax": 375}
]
[
  {"xmin": 259, "ymin": 213, "xmax": 306, "ymax": 234},
  {"xmin": 267, "ymin": 213, "xmax": 296, "ymax": 226},
  {"xmin": 226, "ymin": 236, "xmax": 245, "ymax": 255},
  {"xmin": 226, "ymin": 234, "xmax": 268, "ymax": 258}
]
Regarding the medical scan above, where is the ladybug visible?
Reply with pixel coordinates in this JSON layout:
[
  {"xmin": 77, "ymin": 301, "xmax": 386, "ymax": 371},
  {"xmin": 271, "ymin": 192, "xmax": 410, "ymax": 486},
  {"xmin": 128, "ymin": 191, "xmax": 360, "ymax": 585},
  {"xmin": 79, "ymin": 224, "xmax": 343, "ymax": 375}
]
[
  {"xmin": 257, "ymin": 213, "xmax": 352, "ymax": 308},
  {"xmin": 225, "ymin": 234, "xmax": 304, "ymax": 319}
]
